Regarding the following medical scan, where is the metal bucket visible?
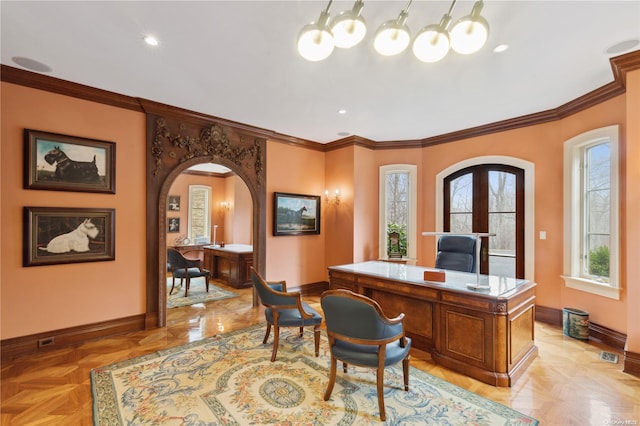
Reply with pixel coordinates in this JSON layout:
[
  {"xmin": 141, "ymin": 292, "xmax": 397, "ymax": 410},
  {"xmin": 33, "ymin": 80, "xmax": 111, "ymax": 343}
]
[{"xmin": 562, "ymin": 308, "xmax": 589, "ymax": 340}]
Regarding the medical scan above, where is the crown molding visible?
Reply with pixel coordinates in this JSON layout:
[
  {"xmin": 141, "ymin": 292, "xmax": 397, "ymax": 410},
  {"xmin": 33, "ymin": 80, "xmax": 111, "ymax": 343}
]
[
  {"xmin": 3, "ymin": 49, "xmax": 640, "ymax": 151},
  {"xmin": 0, "ymin": 64, "xmax": 143, "ymax": 112}
]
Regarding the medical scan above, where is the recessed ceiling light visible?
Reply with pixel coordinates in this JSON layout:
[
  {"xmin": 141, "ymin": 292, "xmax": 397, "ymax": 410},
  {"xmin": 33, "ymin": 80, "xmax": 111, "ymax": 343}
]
[
  {"xmin": 11, "ymin": 56, "xmax": 52, "ymax": 72},
  {"xmin": 144, "ymin": 35, "xmax": 159, "ymax": 46},
  {"xmin": 493, "ymin": 44, "xmax": 509, "ymax": 53},
  {"xmin": 605, "ymin": 39, "xmax": 639, "ymax": 55},
  {"xmin": 338, "ymin": 109, "xmax": 347, "ymax": 115}
]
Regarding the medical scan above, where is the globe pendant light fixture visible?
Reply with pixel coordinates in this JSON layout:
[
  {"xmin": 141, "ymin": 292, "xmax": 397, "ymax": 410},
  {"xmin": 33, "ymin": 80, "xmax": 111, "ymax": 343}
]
[
  {"xmin": 297, "ymin": 2, "xmax": 335, "ymax": 61},
  {"xmin": 331, "ymin": 0, "xmax": 366, "ymax": 49},
  {"xmin": 296, "ymin": 0, "xmax": 490, "ymax": 62},
  {"xmin": 450, "ymin": 0, "xmax": 489, "ymax": 55}
]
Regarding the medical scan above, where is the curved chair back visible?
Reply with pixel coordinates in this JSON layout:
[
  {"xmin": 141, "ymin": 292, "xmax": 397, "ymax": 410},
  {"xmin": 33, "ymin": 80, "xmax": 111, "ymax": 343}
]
[
  {"xmin": 250, "ymin": 267, "xmax": 322, "ymax": 362},
  {"xmin": 435, "ymin": 235, "xmax": 477, "ymax": 273},
  {"xmin": 322, "ymin": 291, "xmax": 403, "ymax": 343},
  {"xmin": 167, "ymin": 248, "xmax": 188, "ymax": 269},
  {"xmin": 251, "ymin": 269, "xmax": 296, "ymax": 308}
]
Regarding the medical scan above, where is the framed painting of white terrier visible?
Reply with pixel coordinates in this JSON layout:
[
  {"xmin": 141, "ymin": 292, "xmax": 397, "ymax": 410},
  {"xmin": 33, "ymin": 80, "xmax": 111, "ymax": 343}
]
[
  {"xmin": 23, "ymin": 129, "xmax": 116, "ymax": 193},
  {"xmin": 23, "ymin": 207, "xmax": 115, "ymax": 266}
]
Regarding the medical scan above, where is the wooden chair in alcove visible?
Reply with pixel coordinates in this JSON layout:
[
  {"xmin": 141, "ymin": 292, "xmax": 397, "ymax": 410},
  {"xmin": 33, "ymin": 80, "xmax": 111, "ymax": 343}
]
[{"xmin": 167, "ymin": 248, "xmax": 210, "ymax": 297}]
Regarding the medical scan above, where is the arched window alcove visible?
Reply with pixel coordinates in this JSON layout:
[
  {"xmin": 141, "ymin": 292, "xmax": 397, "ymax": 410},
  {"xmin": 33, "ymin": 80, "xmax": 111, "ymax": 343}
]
[{"xmin": 143, "ymin": 103, "xmax": 266, "ymax": 328}]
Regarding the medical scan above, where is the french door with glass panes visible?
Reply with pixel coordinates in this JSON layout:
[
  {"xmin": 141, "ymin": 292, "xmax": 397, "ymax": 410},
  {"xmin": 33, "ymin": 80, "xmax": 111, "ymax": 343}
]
[{"xmin": 443, "ymin": 164, "xmax": 524, "ymax": 278}]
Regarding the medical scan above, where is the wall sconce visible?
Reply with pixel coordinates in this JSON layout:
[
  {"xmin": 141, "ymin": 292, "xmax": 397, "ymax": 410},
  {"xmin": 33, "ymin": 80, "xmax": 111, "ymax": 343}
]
[
  {"xmin": 325, "ymin": 189, "xmax": 341, "ymax": 205},
  {"xmin": 220, "ymin": 201, "xmax": 231, "ymax": 212}
]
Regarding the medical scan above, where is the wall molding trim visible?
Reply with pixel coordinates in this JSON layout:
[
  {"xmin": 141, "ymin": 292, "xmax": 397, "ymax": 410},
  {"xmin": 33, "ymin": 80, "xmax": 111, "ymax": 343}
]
[
  {"xmin": 4, "ymin": 49, "xmax": 639, "ymax": 151},
  {"xmin": 535, "ymin": 305, "xmax": 638, "ymax": 377},
  {"xmin": 535, "ymin": 305, "xmax": 627, "ymax": 352},
  {"xmin": 0, "ymin": 314, "xmax": 146, "ymax": 360},
  {"xmin": 623, "ymin": 350, "xmax": 640, "ymax": 377}
]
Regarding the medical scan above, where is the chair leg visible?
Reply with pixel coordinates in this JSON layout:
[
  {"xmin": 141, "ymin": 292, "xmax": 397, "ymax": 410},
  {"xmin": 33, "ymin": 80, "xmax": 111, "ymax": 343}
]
[
  {"xmin": 376, "ymin": 365, "xmax": 386, "ymax": 421},
  {"xmin": 313, "ymin": 325, "xmax": 320, "ymax": 357},
  {"xmin": 263, "ymin": 323, "xmax": 272, "ymax": 344},
  {"xmin": 403, "ymin": 354, "xmax": 410, "ymax": 391},
  {"xmin": 324, "ymin": 356, "xmax": 337, "ymax": 401},
  {"xmin": 343, "ymin": 362, "xmax": 348, "ymax": 373},
  {"xmin": 184, "ymin": 277, "xmax": 190, "ymax": 297},
  {"xmin": 298, "ymin": 326, "xmax": 303, "ymax": 337},
  {"xmin": 205, "ymin": 274, "xmax": 210, "ymax": 292},
  {"xmin": 169, "ymin": 276, "xmax": 176, "ymax": 295},
  {"xmin": 270, "ymin": 325, "xmax": 280, "ymax": 362}
]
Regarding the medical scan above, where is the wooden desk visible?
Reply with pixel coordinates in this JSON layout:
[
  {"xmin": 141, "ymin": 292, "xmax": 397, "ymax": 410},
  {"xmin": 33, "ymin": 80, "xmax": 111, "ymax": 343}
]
[
  {"xmin": 204, "ymin": 244, "xmax": 253, "ymax": 288},
  {"xmin": 328, "ymin": 261, "xmax": 538, "ymax": 387}
]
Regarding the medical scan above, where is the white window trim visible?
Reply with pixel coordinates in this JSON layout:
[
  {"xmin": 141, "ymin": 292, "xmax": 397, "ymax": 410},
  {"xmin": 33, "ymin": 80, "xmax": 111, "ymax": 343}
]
[
  {"xmin": 562, "ymin": 125, "xmax": 620, "ymax": 300},
  {"xmin": 379, "ymin": 164, "xmax": 417, "ymax": 261},
  {"xmin": 435, "ymin": 156, "xmax": 535, "ymax": 281}
]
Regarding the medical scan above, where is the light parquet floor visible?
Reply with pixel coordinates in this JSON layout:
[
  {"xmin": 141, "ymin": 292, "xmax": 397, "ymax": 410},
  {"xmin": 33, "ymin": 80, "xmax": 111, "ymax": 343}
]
[{"xmin": 2, "ymin": 284, "xmax": 639, "ymax": 425}]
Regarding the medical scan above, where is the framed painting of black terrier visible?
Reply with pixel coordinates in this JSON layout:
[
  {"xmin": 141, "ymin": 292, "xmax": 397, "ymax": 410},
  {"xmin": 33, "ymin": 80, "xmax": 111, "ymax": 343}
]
[{"xmin": 23, "ymin": 129, "xmax": 116, "ymax": 193}]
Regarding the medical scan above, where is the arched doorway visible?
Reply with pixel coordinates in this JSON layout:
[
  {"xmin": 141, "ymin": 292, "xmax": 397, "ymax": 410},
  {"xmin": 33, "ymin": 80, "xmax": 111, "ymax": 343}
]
[
  {"xmin": 143, "ymin": 103, "xmax": 266, "ymax": 327},
  {"xmin": 161, "ymin": 161, "xmax": 253, "ymax": 307}
]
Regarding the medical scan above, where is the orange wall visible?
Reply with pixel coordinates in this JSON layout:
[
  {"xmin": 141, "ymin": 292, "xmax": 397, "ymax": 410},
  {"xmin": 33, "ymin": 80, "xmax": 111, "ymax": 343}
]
[
  {"xmin": 165, "ymin": 173, "xmax": 251, "ymax": 247},
  {"xmin": 166, "ymin": 173, "xmax": 226, "ymax": 246},
  {"xmin": 324, "ymin": 147, "xmax": 355, "ymax": 271},
  {"xmin": 413, "ymin": 98, "xmax": 628, "ymax": 332},
  {"xmin": 1, "ymin": 83, "xmax": 146, "ymax": 339},
  {"xmin": 266, "ymin": 142, "xmax": 326, "ymax": 285},
  {"xmin": 2, "ymin": 71, "xmax": 638, "ymax": 353},
  {"xmin": 624, "ymin": 68, "xmax": 640, "ymax": 352},
  {"xmin": 228, "ymin": 175, "xmax": 252, "ymax": 245}
]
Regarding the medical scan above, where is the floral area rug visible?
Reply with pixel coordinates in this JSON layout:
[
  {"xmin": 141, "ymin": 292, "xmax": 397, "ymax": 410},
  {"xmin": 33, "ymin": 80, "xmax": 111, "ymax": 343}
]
[
  {"xmin": 167, "ymin": 277, "xmax": 238, "ymax": 309},
  {"xmin": 91, "ymin": 324, "xmax": 539, "ymax": 425}
]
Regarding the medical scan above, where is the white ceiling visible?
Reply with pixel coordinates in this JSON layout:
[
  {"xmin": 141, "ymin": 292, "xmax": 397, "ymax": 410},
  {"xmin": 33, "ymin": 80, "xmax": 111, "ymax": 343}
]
[{"xmin": 2, "ymin": 1, "xmax": 639, "ymax": 144}]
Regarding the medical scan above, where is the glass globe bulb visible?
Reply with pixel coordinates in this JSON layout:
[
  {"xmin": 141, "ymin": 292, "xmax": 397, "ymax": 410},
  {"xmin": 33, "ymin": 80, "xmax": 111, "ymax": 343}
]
[
  {"xmin": 413, "ymin": 25, "xmax": 450, "ymax": 63},
  {"xmin": 331, "ymin": 13, "xmax": 366, "ymax": 48},
  {"xmin": 297, "ymin": 18, "xmax": 334, "ymax": 61},
  {"xmin": 450, "ymin": 15, "xmax": 489, "ymax": 54},
  {"xmin": 374, "ymin": 20, "xmax": 411, "ymax": 56}
]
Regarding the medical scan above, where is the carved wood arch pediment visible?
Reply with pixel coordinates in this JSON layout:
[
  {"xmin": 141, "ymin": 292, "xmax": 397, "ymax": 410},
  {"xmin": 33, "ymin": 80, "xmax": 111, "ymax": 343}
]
[{"xmin": 143, "ymin": 103, "xmax": 266, "ymax": 327}]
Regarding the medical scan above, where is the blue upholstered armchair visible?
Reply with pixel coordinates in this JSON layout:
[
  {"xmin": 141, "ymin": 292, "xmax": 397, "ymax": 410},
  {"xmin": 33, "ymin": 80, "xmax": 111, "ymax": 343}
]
[
  {"xmin": 321, "ymin": 289, "xmax": 411, "ymax": 421},
  {"xmin": 250, "ymin": 267, "xmax": 322, "ymax": 362},
  {"xmin": 167, "ymin": 248, "xmax": 210, "ymax": 297},
  {"xmin": 435, "ymin": 235, "xmax": 477, "ymax": 273}
]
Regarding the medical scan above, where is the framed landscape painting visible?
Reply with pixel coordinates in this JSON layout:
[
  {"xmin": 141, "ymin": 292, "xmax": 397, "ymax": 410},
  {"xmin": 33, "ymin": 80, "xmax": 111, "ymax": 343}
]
[
  {"xmin": 273, "ymin": 192, "xmax": 321, "ymax": 236},
  {"xmin": 23, "ymin": 207, "xmax": 116, "ymax": 267},
  {"xmin": 24, "ymin": 129, "xmax": 116, "ymax": 193}
]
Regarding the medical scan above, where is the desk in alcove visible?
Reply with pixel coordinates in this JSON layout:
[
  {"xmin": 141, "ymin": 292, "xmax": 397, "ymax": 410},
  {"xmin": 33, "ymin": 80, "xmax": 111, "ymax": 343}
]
[
  {"xmin": 204, "ymin": 244, "xmax": 253, "ymax": 288},
  {"xmin": 328, "ymin": 261, "xmax": 538, "ymax": 387}
]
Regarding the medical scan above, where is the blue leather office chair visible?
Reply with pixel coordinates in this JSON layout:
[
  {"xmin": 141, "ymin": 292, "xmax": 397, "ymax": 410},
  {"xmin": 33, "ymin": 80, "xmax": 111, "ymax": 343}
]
[
  {"xmin": 250, "ymin": 267, "xmax": 322, "ymax": 362},
  {"xmin": 435, "ymin": 235, "xmax": 477, "ymax": 273},
  {"xmin": 167, "ymin": 248, "xmax": 210, "ymax": 297},
  {"xmin": 321, "ymin": 289, "xmax": 411, "ymax": 421}
]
